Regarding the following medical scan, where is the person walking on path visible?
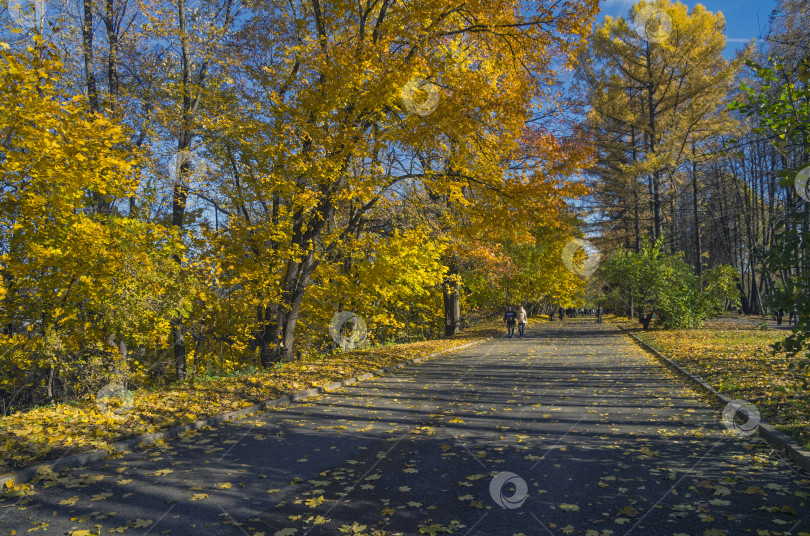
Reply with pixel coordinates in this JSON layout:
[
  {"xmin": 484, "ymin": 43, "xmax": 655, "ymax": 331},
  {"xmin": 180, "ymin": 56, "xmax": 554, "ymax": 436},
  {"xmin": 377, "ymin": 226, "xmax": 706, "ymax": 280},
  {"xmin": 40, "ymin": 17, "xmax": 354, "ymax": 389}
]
[
  {"xmin": 550, "ymin": 308, "xmax": 555, "ymax": 321},
  {"xmin": 504, "ymin": 306, "xmax": 517, "ymax": 338},
  {"xmin": 596, "ymin": 305, "xmax": 603, "ymax": 323},
  {"xmin": 558, "ymin": 306, "xmax": 565, "ymax": 321},
  {"xmin": 517, "ymin": 305, "xmax": 528, "ymax": 338}
]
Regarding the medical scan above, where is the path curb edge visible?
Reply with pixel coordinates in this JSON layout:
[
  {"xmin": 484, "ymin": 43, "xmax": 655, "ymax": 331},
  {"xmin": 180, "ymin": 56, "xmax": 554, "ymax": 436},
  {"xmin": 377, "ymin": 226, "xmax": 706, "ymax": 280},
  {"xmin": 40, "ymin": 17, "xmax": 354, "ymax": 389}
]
[
  {"xmin": 0, "ymin": 337, "xmax": 489, "ymax": 488},
  {"xmin": 619, "ymin": 325, "xmax": 810, "ymax": 474}
]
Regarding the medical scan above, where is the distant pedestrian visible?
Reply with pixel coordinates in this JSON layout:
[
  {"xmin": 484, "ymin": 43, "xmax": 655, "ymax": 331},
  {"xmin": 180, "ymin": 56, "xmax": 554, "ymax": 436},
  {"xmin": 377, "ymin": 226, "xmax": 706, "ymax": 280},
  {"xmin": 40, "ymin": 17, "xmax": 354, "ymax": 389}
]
[
  {"xmin": 558, "ymin": 306, "xmax": 565, "ymax": 321},
  {"xmin": 776, "ymin": 308, "xmax": 784, "ymax": 326},
  {"xmin": 596, "ymin": 305, "xmax": 603, "ymax": 323},
  {"xmin": 789, "ymin": 310, "xmax": 798, "ymax": 326},
  {"xmin": 504, "ymin": 306, "xmax": 517, "ymax": 338},
  {"xmin": 517, "ymin": 305, "xmax": 528, "ymax": 338},
  {"xmin": 550, "ymin": 308, "xmax": 555, "ymax": 321}
]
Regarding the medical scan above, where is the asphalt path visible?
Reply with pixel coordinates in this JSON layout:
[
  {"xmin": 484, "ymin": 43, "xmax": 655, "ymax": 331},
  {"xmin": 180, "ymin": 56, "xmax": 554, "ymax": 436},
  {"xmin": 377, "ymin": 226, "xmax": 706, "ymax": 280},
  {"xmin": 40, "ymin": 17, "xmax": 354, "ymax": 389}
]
[{"xmin": 1, "ymin": 319, "xmax": 808, "ymax": 536}]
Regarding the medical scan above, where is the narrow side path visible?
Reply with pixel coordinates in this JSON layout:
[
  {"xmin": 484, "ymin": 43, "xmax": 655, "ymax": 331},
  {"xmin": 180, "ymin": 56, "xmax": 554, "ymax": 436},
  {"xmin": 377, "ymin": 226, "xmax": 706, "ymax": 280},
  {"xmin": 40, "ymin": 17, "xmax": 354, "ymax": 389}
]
[{"xmin": 1, "ymin": 320, "xmax": 808, "ymax": 536}]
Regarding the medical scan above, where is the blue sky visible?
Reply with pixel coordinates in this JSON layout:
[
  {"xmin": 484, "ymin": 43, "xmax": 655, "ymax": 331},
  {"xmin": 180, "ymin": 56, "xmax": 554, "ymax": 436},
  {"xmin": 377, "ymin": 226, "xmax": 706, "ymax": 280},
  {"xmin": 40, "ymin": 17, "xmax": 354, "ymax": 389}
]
[{"xmin": 598, "ymin": 0, "xmax": 778, "ymax": 57}]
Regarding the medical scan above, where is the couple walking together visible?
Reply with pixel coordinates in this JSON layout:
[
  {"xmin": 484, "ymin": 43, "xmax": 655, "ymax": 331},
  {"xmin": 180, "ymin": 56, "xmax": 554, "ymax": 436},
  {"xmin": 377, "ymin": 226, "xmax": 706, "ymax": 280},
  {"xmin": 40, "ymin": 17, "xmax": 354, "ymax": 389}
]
[{"xmin": 503, "ymin": 305, "xmax": 527, "ymax": 338}]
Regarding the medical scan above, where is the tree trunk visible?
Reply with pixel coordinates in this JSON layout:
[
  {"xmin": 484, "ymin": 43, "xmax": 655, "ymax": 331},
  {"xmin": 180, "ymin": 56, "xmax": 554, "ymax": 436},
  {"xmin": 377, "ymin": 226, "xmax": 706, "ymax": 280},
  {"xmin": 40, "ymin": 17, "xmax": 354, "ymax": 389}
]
[
  {"xmin": 170, "ymin": 0, "xmax": 197, "ymax": 380},
  {"xmin": 645, "ymin": 59, "xmax": 662, "ymax": 242},
  {"xmin": 47, "ymin": 366, "xmax": 55, "ymax": 403},
  {"xmin": 652, "ymin": 169, "xmax": 662, "ymax": 242},
  {"xmin": 103, "ymin": 0, "xmax": 120, "ymax": 110},
  {"xmin": 170, "ymin": 150, "xmax": 189, "ymax": 380},
  {"xmin": 173, "ymin": 323, "xmax": 186, "ymax": 381},
  {"xmin": 750, "ymin": 276, "xmax": 763, "ymax": 315},
  {"xmin": 692, "ymin": 152, "xmax": 702, "ymax": 277},
  {"xmin": 81, "ymin": 0, "xmax": 100, "ymax": 114},
  {"xmin": 258, "ymin": 252, "xmax": 318, "ymax": 366},
  {"xmin": 443, "ymin": 258, "xmax": 461, "ymax": 336},
  {"xmin": 443, "ymin": 284, "xmax": 461, "ymax": 337},
  {"xmin": 81, "ymin": 0, "xmax": 113, "ymax": 214},
  {"xmin": 633, "ymin": 180, "xmax": 641, "ymax": 253}
]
